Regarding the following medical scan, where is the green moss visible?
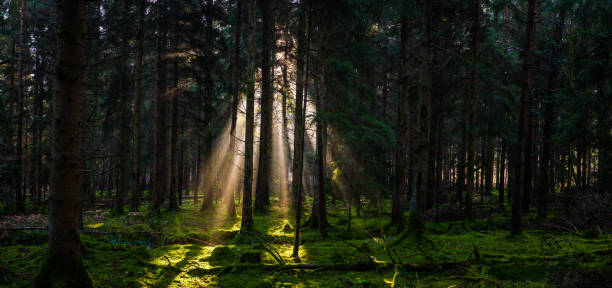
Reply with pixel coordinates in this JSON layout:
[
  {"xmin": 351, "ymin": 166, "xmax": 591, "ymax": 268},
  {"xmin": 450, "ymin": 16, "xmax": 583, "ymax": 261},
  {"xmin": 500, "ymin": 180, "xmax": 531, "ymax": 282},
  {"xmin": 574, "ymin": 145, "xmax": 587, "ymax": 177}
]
[
  {"xmin": 207, "ymin": 246, "xmax": 235, "ymax": 262},
  {"xmin": 34, "ymin": 250, "xmax": 93, "ymax": 288},
  {"xmin": 2, "ymin": 200, "xmax": 611, "ymax": 287},
  {"xmin": 239, "ymin": 251, "xmax": 262, "ymax": 263}
]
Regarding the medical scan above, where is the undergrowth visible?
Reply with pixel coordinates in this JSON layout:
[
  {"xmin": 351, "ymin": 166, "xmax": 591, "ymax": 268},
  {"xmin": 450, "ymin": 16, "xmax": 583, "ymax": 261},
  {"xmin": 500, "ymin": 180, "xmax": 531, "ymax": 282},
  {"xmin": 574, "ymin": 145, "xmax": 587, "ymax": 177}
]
[{"xmin": 1, "ymin": 198, "xmax": 610, "ymax": 287}]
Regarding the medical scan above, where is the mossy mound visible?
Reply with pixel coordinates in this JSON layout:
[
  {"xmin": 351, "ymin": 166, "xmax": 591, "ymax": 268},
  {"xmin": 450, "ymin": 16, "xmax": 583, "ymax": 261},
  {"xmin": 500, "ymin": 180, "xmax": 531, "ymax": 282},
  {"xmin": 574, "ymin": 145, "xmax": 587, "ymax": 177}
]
[
  {"xmin": 208, "ymin": 246, "xmax": 236, "ymax": 261},
  {"xmin": 211, "ymin": 229, "xmax": 239, "ymax": 242},
  {"xmin": 240, "ymin": 251, "xmax": 262, "ymax": 263},
  {"xmin": 282, "ymin": 223, "xmax": 294, "ymax": 233},
  {"xmin": 34, "ymin": 251, "xmax": 94, "ymax": 288}
]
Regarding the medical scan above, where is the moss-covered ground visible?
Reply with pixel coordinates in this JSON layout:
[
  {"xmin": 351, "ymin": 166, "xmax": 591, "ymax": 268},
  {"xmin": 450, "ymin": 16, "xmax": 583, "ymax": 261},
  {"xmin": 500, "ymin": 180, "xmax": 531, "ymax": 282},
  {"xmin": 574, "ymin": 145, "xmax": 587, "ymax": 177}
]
[{"xmin": 1, "ymin": 196, "xmax": 610, "ymax": 287}]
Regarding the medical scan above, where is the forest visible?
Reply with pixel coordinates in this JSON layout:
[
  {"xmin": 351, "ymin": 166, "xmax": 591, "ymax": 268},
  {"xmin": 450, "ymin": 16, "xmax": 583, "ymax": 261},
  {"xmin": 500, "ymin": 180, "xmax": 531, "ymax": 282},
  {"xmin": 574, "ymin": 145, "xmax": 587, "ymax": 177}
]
[{"xmin": 0, "ymin": 0, "xmax": 611, "ymax": 287}]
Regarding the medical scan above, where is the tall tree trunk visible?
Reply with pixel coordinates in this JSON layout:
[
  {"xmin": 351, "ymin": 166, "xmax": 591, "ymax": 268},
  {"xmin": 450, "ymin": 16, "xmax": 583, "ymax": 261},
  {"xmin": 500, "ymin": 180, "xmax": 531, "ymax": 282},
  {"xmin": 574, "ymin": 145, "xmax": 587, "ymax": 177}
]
[
  {"xmin": 15, "ymin": 0, "xmax": 26, "ymax": 214},
  {"xmin": 115, "ymin": 0, "xmax": 130, "ymax": 215},
  {"xmin": 465, "ymin": 0, "xmax": 480, "ymax": 220},
  {"xmin": 280, "ymin": 24, "xmax": 292, "ymax": 209},
  {"xmin": 391, "ymin": 7, "xmax": 410, "ymax": 231},
  {"xmin": 538, "ymin": 7, "xmax": 564, "ymax": 222},
  {"xmin": 169, "ymin": 57, "xmax": 179, "ymax": 211},
  {"xmin": 484, "ymin": 122, "xmax": 494, "ymax": 196},
  {"xmin": 456, "ymin": 118, "xmax": 466, "ymax": 204},
  {"xmin": 255, "ymin": 0, "xmax": 274, "ymax": 213},
  {"xmin": 131, "ymin": 0, "xmax": 145, "ymax": 211},
  {"xmin": 315, "ymin": 37, "xmax": 328, "ymax": 238},
  {"xmin": 33, "ymin": 54, "xmax": 44, "ymax": 207},
  {"xmin": 422, "ymin": 0, "xmax": 434, "ymax": 211},
  {"xmin": 498, "ymin": 139, "xmax": 506, "ymax": 210},
  {"xmin": 153, "ymin": 0, "xmax": 168, "ymax": 214},
  {"xmin": 178, "ymin": 125, "xmax": 184, "ymax": 206},
  {"xmin": 194, "ymin": 140, "xmax": 201, "ymax": 204},
  {"xmin": 226, "ymin": 0, "xmax": 242, "ymax": 218},
  {"xmin": 35, "ymin": 0, "xmax": 92, "ymax": 285},
  {"xmin": 412, "ymin": 0, "xmax": 431, "ymax": 216},
  {"xmin": 522, "ymin": 111, "xmax": 534, "ymax": 213},
  {"xmin": 291, "ymin": 2, "xmax": 308, "ymax": 259},
  {"xmin": 512, "ymin": 0, "xmax": 537, "ymax": 235},
  {"xmin": 240, "ymin": 0, "xmax": 256, "ymax": 232},
  {"xmin": 201, "ymin": 0, "xmax": 216, "ymax": 213}
]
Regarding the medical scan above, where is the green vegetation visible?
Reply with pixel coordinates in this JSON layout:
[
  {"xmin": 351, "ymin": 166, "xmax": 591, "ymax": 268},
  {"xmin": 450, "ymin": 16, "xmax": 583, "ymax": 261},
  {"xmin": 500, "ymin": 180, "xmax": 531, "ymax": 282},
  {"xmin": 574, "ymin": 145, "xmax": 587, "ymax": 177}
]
[{"xmin": 2, "ymin": 199, "xmax": 609, "ymax": 287}]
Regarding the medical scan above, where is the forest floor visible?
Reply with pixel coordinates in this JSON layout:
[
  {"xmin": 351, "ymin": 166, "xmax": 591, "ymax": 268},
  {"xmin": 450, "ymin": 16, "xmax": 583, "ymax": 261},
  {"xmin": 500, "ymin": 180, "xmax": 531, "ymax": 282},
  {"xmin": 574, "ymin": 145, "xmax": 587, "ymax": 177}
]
[{"xmin": 1, "ymin": 195, "xmax": 611, "ymax": 287}]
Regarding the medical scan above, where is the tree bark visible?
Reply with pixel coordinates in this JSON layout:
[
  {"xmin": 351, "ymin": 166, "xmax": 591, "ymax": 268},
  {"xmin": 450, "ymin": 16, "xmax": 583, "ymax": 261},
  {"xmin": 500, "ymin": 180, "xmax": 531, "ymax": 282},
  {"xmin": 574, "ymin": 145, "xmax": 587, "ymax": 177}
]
[
  {"xmin": 315, "ymin": 37, "xmax": 328, "ymax": 238},
  {"xmin": 292, "ymin": 1, "xmax": 308, "ymax": 259},
  {"xmin": 35, "ymin": 0, "xmax": 92, "ymax": 285},
  {"xmin": 153, "ymin": 0, "xmax": 168, "ymax": 214},
  {"xmin": 512, "ymin": 0, "xmax": 537, "ymax": 235},
  {"xmin": 537, "ymin": 7, "xmax": 564, "ymax": 222},
  {"xmin": 255, "ymin": 0, "xmax": 274, "ymax": 214},
  {"xmin": 226, "ymin": 0, "xmax": 242, "ymax": 218},
  {"xmin": 241, "ymin": 0, "xmax": 256, "ymax": 232},
  {"xmin": 200, "ymin": 0, "xmax": 216, "ymax": 213},
  {"xmin": 391, "ymin": 6, "xmax": 410, "ymax": 231},
  {"xmin": 169, "ymin": 57, "xmax": 179, "ymax": 211},
  {"xmin": 115, "ymin": 0, "xmax": 130, "ymax": 215},
  {"xmin": 498, "ymin": 139, "xmax": 506, "ymax": 210},
  {"xmin": 131, "ymin": 0, "xmax": 146, "ymax": 211},
  {"xmin": 15, "ymin": 0, "xmax": 26, "ymax": 214},
  {"xmin": 465, "ymin": 0, "xmax": 480, "ymax": 220}
]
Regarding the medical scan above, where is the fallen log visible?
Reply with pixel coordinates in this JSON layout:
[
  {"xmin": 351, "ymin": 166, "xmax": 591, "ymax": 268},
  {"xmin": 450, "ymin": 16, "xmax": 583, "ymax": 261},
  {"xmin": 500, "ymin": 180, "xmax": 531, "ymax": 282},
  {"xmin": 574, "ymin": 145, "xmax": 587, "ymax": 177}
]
[{"xmin": 187, "ymin": 260, "xmax": 468, "ymax": 276}]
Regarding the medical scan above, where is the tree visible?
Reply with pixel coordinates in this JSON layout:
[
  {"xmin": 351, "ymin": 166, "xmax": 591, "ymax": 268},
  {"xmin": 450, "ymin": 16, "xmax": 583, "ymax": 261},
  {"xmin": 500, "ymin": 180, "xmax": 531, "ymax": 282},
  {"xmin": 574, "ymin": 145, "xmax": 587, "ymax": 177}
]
[
  {"xmin": 115, "ymin": 0, "xmax": 130, "ymax": 215},
  {"xmin": 313, "ymin": 22, "xmax": 329, "ymax": 237},
  {"xmin": 14, "ymin": 0, "xmax": 25, "ymax": 214},
  {"xmin": 169, "ymin": 56, "xmax": 179, "ymax": 211},
  {"xmin": 254, "ymin": 0, "xmax": 274, "ymax": 214},
  {"xmin": 391, "ymin": 3, "xmax": 410, "ymax": 231},
  {"xmin": 226, "ymin": 0, "xmax": 242, "ymax": 218},
  {"xmin": 537, "ymin": 5, "xmax": 565, "ymax": 222},
  {"xmin": 153, "ymin": 0, "xmax": 168, "ymax": 214},
  {"xmin": 131, "ymin": 0, "xmax": 146, "ymax": 211},
  {"xmin": 512, "ymin": 0, "xmax": 537, "ymax": 235},
  {"xmin": 240, "ymin": 0, "xmax": 256, "ymax": 232},
  {"xmin": 291, "ymin": 0, "xmax": 308, "ymax": 259},
  {"xmin": 200, "ymin": 0, "xmax": 216, "ymax": 213},
  {"xmin": 35, "ymin": 0, "xmax": 92, "ymax": 285},
  {"xmin": 465, "ymin": 0, "xmax": 480, "ymax": 220}
]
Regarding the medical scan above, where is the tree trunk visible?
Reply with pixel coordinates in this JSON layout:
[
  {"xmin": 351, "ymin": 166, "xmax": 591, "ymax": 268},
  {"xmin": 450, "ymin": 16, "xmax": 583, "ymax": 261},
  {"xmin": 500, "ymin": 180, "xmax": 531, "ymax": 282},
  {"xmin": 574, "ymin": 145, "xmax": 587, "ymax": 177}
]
[
  {"xmin": 465, "ymin": 0, "xmax": 480, "ymax": 220},
  {"xmin": 484, "ymin": 127, "xmax": 494, "ymax": 197},
  {"xmin": 522, "ymin": 110, "xmax": 534, "ymax": 213},
  {"xmin": 200, "ymin": 0, "xmax": 216, "ymax": 213},
  {"xmin": 280, "ymin": 24, "xmax": 292, "ymax": 210},
  {"xmin": 33, "ymin": 55, "xmax": 44, "ymax": 207},
  {"xmin": 35, "ymin": 0, "xmax": 92, "ymax": 285},
  {"xmin": 153, "ymin": 0, "xmax": 168, "ymax": 214},
  {"xmin": 391, "ymin": 7, "xmax": 410, "ymax": 231},
  {"xmin": 537, "ymin": 7, "xmax": 564, "ymax": 222},
  {"xmin": 292, "ymin": 2, "xmax": 308, "ymax": 259},
  {"xmin": 169, "ymin": 57, "xmax": 179, "ymax": 211},
  {"xmin": 315, "ymin": 37, "xmax": 328, "ymax": 238},
  {"xmin": 115, "ymin": 0, "xmax": 130, "ymax": 215},
  {"xmin": 131, "ymin": 0, "xmax": 145, "ymax": 211},
  {"xmin": 512, "ymin": 0, "xmax": 537, "ymax": 235},
  {"xmin": 227, "ymin": 0, "xmax": 242, "ymax": 218},
  {"xmin": 15, "ymin": 0, "xmax": 26, "ymax": 214},
  {"xmin": 241, "ymin": 0, "xmax": 256, "ymax": 232},
  {"xmin": 255, "ymin": 0, "xmax": 274, "ymax": 213},
  {"xmin": 194, "ymin": 141, "xmax": 201, "ymax": 204},
  {"xmin": 498, "ymin": 139, "xmax": 506, "ymax": 210}
]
